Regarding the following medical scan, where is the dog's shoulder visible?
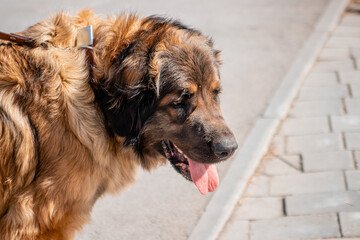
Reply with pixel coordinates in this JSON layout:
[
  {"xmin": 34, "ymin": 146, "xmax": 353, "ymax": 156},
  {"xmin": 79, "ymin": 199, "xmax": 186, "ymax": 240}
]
[{"xmin": 19, "ymin": 9, "xmax": 101, "ymax": 49}]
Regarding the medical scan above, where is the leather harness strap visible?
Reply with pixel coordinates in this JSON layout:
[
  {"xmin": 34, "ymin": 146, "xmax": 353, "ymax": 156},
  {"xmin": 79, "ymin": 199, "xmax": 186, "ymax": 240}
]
[{"xmin": 0, "ymin": 31, "xmax": 36, "ymax": 47}]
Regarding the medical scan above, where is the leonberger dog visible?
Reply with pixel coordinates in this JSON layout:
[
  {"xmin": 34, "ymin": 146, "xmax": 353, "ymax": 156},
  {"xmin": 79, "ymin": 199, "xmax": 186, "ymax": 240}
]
[{"xmin": 0, "ymin": 9, "xmax": 237, "ymax": 239}]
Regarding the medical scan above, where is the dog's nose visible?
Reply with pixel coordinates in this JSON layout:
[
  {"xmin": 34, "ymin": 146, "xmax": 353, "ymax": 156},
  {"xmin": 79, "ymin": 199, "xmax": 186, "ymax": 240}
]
[{"xmin": 212, "ymin": 137, "xmax": 238, "ymax": 159}]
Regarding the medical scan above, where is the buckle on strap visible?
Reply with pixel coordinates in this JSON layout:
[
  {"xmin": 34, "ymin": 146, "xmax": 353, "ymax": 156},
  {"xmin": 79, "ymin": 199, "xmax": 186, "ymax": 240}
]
[{"xmin": 76, "ymin": 25, "xmax": 94, "ymax": 49}]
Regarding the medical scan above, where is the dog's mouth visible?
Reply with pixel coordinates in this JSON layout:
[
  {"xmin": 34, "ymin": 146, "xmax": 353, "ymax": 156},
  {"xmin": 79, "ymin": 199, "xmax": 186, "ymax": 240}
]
[{"xmin": 161, "ymin": 140, "xmax": 219, "ymax": 195}]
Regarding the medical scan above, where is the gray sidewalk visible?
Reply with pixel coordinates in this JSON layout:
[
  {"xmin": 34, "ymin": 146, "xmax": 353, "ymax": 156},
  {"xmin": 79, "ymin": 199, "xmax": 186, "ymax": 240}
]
[
  {"xmin": 0, "ymin": 0, "xmax": 333, "ymax": 239},
  {"xmin": 219, "ymin": 9, "xmax": 360, "ymax": 240}
]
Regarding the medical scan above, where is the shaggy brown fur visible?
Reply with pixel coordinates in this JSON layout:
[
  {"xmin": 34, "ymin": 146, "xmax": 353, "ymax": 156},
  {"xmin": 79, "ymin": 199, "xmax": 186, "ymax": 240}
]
[{"xmin": 0, "ymin": 9, "xmax": 237, "ymax": 239}]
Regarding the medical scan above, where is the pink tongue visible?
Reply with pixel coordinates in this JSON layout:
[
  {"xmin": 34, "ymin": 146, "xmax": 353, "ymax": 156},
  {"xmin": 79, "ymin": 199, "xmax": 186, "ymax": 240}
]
[{"xmin": 188, "ymin": 159, "xmax": 219, "ymax": 195}]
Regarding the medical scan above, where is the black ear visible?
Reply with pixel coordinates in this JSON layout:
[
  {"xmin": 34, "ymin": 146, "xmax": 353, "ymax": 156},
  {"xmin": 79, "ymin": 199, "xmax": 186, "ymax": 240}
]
[
  {"xmin": 95, "ymin": 19, "xmax": 172, "ymax": 144},
  {"xmin": 95, "ymin": 41, "xmax": 158, "ymax": 145},
  {"xmin": 96, "ymin": 76, "xmax": 157, "ymax": 146}
]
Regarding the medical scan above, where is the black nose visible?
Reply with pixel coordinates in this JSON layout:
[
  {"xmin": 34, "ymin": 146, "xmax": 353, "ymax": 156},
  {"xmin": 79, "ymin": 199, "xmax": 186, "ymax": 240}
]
[{"xmin": 212, "ymin": 137, "xmax": 238, "ymax": 159}]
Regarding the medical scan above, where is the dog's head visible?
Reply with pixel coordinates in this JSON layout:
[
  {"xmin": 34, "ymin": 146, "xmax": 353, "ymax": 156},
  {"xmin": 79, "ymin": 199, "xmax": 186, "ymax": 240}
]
[{"xmin": 96, "ymin": 16, "xmax": 237, "ymax": 194}]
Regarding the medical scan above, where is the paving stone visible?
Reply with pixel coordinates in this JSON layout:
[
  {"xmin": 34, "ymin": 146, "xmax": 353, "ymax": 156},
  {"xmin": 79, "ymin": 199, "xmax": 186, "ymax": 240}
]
[
  {"xmin": 270, "ymin": 171, "xmax": 345, "ymax": 196},
  {"xmin": 303, "ymin": 151, "xmax": 354, "ymax": 172},
  {"xmin": 352, "ymin": 48, "xmax": 360, "ymax": 58},
  {"xmin": 286, "ymin": 191, "xmax": 360, "ymax": 215},
  {"xmin": 287, "ymin": 133, "xmax": 343, "ymax": 154},
  {"xmin": 304, "ymin": 72, "xmax": 338, "ymax": 85},
  {"xmin": 218, "ymin": 220, "xmax": 249, "ymax": 240},
  {"xmin": 342, "ymin": 15, "xmax": 360, "ymax": 25},
  {"xmin": 289, "ymin": 100, "xmax": 344, "ymax": 117},
  {"xmin": 244, "ymin": 175, "xmax": 269, "ymax": 197},
  {"xmin": 345, "ymin": 133, "xmax": 360, "ymax": 150},
  {"xmin": 339, "ymin": 71, "xmax": 360, "ymax": 84},
  {"xmin": 326, "ymin": 37, "xmax": 360, "ymax": 48},
  {"xmin": 277, "ymin": 155, "xmax": 302, "ymax": 170},
  {"xmin": 354, "ymin": 151, "xmax": 360, "ymax": 168},
  {"xmin": 250, "ymin": 214, "xmax": 340, "ymax": 240},
  {"xmin": 332, "ymin": 115, "xmax": 360, "ymax": 132},
  {"xmin": 333, "ymin": 26, "xmax": 360, "ymax": 37},
  {"xmin": 356, "ymin": 59, "xmax": 360, "ymax": 70},
  {"xmin": 319, "ymin": 48, "xmax": 351, "ymax": 61},
  {"xmin": 263, "ymin": 156, "xmax": 300, "ymax": 175},
  {"xmin": 234, "ymin": 197, "xmax": 283, "ymax": 220},
  {"xmin": 350, "ymin": 83, "xmax": 360, "ymax": 98},
  {"xmin": 340, "ymin": 212, "xmax": 360, "ymax": 237},
  {"xmin": 312, "ymin": 60, "xmax": 355, "ymax": 73},
  {"xmin": 270, "ymin": 135, "xmax": 285, "ymax": 155},
  {"xmin": 346, "ymin": 170, "xmax": 360, "ymax": 190},
  {"xmin": 297, "ymin": 85, "xmax": 349, "ymax": 101},
  {"xmin": 280, "ymin": 117, "xmax": 329, "ymax": 136},
  {"xmin": 345, "ymin": 99, "xmax": 360, "ymax": 114}
]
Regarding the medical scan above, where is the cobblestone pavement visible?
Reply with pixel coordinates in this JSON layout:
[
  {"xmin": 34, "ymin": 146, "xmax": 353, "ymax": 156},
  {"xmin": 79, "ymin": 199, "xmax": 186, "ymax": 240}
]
[
  {"xmin": 0, "ymin": 0, "xmax": 331, "ymax": 239},
  {"xmin": 218, "ymin": 9, "xmax": 360, "ymax": 240}
]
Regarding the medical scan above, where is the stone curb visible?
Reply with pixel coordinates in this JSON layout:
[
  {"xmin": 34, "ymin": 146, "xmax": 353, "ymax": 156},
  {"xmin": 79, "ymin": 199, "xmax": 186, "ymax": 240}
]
[{"xmin": 187, "ymin": 1, "xmax": 350, "ymax": 239}]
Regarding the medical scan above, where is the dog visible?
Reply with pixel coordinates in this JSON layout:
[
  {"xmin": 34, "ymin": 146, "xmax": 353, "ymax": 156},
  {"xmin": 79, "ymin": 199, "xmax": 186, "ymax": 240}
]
[{"xmin": 0, "ymin": 9, "xmax": 237, "ymax": 239}]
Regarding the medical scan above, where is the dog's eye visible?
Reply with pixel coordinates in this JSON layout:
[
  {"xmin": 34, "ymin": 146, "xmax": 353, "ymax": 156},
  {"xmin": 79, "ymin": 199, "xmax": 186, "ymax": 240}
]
[
  {"xmin": 213, "ymin": 88, "xmax": 222, "ymax": 95},
  {"xmin": 213, "ymin": 88, "xmax": 222, "ymax": 102},
  {"xmin": 172, "ymin": 99, "xmax": 185, "ymax": 109},
  {"xmin": 171, "ymin": 91, "xmax": 192, "ymax": 109}
]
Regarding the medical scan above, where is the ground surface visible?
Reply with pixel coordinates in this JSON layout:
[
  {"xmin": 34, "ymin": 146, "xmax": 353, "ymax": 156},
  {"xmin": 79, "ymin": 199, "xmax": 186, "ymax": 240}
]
[
  {"xmin": 0, "ymin": 0, "xmax": 329, "ymax": 239},
  {"xmin": 219, "ymin": 10, "xmax": 360, "ymax": 240}
]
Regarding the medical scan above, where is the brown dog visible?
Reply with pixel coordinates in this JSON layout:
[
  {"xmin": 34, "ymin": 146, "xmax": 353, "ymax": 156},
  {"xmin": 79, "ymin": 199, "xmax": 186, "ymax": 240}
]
[{"xmin": 0, "ymin": 9, "xmax": 237, "ymax": 239}]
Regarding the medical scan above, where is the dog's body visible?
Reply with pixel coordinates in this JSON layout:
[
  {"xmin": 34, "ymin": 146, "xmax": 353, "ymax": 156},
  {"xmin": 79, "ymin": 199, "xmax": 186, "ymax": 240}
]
[{"xmin": 0, "ymin": 10, "xmax": 237, "ymax": 239}]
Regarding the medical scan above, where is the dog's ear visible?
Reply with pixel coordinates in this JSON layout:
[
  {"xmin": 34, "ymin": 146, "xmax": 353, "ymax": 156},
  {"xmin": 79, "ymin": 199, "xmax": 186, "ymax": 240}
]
[
  {"xmin": 96, "ymin": 42, "xmax": 159, "ymax": 146},
  {"xmin": 95, "ymin": 18, "xmax": 173, "ymax": 145}
]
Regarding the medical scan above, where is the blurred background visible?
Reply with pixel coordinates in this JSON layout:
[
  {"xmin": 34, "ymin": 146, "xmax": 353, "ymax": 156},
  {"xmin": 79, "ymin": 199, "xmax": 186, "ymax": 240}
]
[{"xmin": 1, "ymin": 0, "xmax": 331, "ymax": 239}]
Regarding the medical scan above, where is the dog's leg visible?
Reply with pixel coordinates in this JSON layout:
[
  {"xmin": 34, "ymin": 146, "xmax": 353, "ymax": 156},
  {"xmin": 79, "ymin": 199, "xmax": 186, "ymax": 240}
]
[
  {"xmin": 0, "ymin": 92, "xmax": 41, "ymax": 239},
  {"xmin": 0, "ymin": 189, "xmax": 90, "ymax": 240},
  {"xmin": 0, "ymin": 188, "xmax": 40, "ymax": 240}
]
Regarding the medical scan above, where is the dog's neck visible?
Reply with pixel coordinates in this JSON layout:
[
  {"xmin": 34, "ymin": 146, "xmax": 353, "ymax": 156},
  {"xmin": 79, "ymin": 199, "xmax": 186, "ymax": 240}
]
[
  {"xmin": 0, "ymin": 13, "xmax": 156, "ymax": 147},
  {"xmin": 89, "ymin": 15, "xmax": 160, "ymax": 146}
]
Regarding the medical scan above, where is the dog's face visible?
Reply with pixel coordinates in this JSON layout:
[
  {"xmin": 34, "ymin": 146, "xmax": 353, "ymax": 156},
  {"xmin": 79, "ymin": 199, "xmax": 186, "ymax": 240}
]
[{"xmin": 97, "ymin": 17, "xmax": 237, "ymax": 194}]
